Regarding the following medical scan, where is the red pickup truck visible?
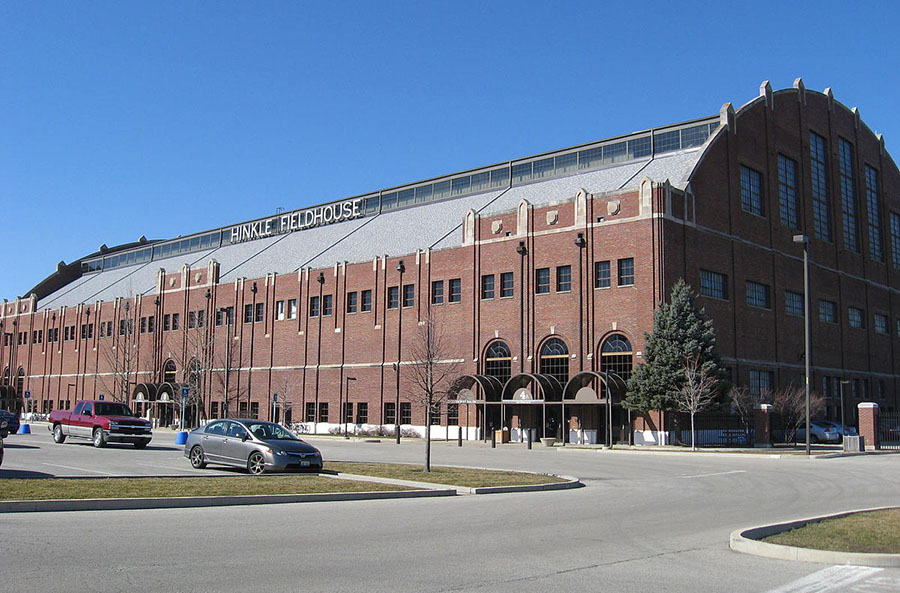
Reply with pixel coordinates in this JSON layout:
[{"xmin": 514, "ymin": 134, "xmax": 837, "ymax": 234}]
[{"xmin": 49, "ymin": 400, "xmax": 153, "ymax": 448}]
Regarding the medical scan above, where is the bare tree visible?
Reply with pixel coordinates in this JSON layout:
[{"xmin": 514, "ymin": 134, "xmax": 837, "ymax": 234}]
[
  {"xmin": 405, "ymin": 310, "xmax": 461, "ymax": 472},
  {"xmin": 770, "ymin": 385, "xmax": 824, "ymax": 444},
  {"xmin": 180, "ymin": 317, "xmax": 216, "ymax": 428},
  {"xmin": 271, "ymin": 373, "xmax": 298, "ymax": 425},
  {"xmin": 214, "ymin": 326, "xmax": 247, "ymax": 418},
  {"xmin": 669, "ymin": 355, "xmax": 720, "ymax": 451},
  {"xmin": 96, "ymin": 300, "xmax": 139, "ymax": 403},
  {"xmin": 729, "ymin": 385, "xmax": 756, "ymax": 437}
]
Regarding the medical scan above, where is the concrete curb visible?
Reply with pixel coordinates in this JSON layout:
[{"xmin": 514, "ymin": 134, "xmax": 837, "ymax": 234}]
[
  {"xmin": 330, "ymin": 470, "xmax": 581, "ymax": 495},
  {"xmin": 469, "ymin": 475, "xmax": 582, "ymax": 495},
  {"xmin": 729, "ymin": 506, "xmax": 900, "ymax": 567},
  {"xmin": 0, "ymin": 488, "xmax": 455, "ymax": 514}
]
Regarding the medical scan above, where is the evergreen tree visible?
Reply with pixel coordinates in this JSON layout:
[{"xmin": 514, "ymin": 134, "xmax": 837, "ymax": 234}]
[{"xmin": 623, "ymin": 279, "xmax": 726, "ymax": 412}]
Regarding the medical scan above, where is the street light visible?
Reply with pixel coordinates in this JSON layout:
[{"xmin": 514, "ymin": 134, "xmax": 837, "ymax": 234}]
[
  {"xmin": 395, "ymin": 260, "xmax": 405, "ymax": 445},
  {"xmin": 344, "ymin": 377, "xmax": 356, "ymax": 439},
  {"xmin": 793, "ymin": 234, "xmax": 811, "ymax": 455}
]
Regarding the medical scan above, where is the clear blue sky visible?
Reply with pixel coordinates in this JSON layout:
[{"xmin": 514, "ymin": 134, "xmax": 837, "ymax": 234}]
[{"xmin": 2, "ymin": 1, "xmax": 898, "ymax": 301}]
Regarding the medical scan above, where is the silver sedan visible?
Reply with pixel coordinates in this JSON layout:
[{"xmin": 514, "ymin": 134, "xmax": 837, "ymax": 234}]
[{"xmin": 183, "ymin": 419, "xmax": 323, "ymax": 475}]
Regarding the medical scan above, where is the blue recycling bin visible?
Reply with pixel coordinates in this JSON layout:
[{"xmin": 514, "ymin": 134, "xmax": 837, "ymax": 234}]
[{"xmin": 175, "ymin": 431, "xmax": 189, "ymax": 445}]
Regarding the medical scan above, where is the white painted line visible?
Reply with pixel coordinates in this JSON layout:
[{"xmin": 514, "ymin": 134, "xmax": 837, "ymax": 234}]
[
  {"xmin": 764, "ymin": 565, "xmax": 883, "ymax": 593},
  {"xmin": 41, "ymin": 463, "xmax": 114, "ymax": 476},
  {"xmin": 680, "ymin": 470, "xmax": 746, "ymax": 479}
]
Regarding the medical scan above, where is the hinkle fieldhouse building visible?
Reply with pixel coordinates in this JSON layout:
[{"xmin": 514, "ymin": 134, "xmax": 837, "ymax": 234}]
[{"xmin": 2, "ymin": 80, "xmax": 899, "ymax": 444}]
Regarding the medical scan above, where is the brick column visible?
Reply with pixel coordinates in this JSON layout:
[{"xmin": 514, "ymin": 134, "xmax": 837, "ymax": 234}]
[
  {"xmin": 753, "ymin": 403, "xmax": 773, "ymax": 447},
  {"xmin": 858, "ymin": 402, "xmax": 879, "ymax": 451}
]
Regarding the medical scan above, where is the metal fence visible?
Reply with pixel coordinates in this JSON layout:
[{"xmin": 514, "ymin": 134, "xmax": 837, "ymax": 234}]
[
  {"xmin": 876, "ymin": 412, "xmax": 900, "ymax": 450},
  {"xmin": 666, "ymin": 413, "xmax": 754, "ymax": 447}
]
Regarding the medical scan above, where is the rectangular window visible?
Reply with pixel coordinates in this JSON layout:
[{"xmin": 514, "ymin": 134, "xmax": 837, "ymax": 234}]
[
  {"xmin": 402, "ymin": 284, "xmax": 414, "ymax": 308},
  {"xmin": 431, "ymin": 280, "xmax": 444, "ymax": 305},
  {"xmin": 346, "ymin": 292, "xmax": 358, "ymax": 313},
  {"xmin": 210, "ymin": 401, "xmax": 219, "ymax": 419},
  {"xmin": 785, "ymin": 290, "xmax": 805, "ymax": 317},
  {"xmin": 275, "ymin": 300, "xmax": 285, "ymax": 320},
  {"xmin": 740, "ymin": 165, "xmax": 764, "ymax": 216},
  {"xmin": 356, "ymin": 402, "xmax": 368, "ymax": 424},
  {"xmin": 387, "ymin": 286, "xmax": 399, "ymax": 309},
  {"xmin": 617, "ymin": 258, "xmax": 634, "ymax": 286},
  {"xmin": 810, "ymin": 131, "xmax": 832, "ymax": 241},
  {"xmin": 400, "ymin": 402, "xmax": 412, "ymax": 424},
  {"xmin": 749, "ymin": 370, "xmax": 773, "ymax": 398},
  {"xmin": 897, "ymin": 319, "xmax": 900, "ymax": 337},
  {"xmin": 305, "ymin": 402, "xmax": 316, "ymax": 423},
  {"xmin": 556, "ymin": 265, "xmax": 572, "ymax": 292},
  {"xmin": 430, "ymin": 403, "xmax": 442, "ymax": 425},
  {"xmin": 255, "ymin": 303, "xmax": 264, "ymax": 323},
  {"xmin": 287, "ymin": 299, "xmax": 297, "ymax": 319},
  {"xmin": 343, "ymin": 402, "xmax": 353, "ymax": 423},
  {"xmin": 309, "ymin": 296, "xmax": 320, "ymax": 317},
  {"xmin": 890, "ymin": 212, "xmax": 900, "ymax": 270},
  {"xmin": 777, "ymin": 154, "xmax": 799, "ymax": 229},
  {"xmin": 447, "ymin": 403, "xmax": 459, "ymax": 426},
  {"xmin": 145, "ymin": 317, "xmax": 153, "ymax": 334},
  {"xmin": 172, "ymin": 313, "xmax": 179, "ymax": 330},
  {"xmin": 163, "ymin": 314, "xmax": 171, "ymax": 332},
  {"xmin": 384, "ymin": 402, "xmax": 396, "ymax": 425},
  {"xmin": 874, "ymin": 314, "xmax": 889, "ymax": 335},
  {"xmin": 481, "ymin": 274, "xmax": 495, "ymax": 299},
  {"xmin": 500, "ymin": 272, "xmax": 514, "ymax": 298},
  {"xmin": 99, "ymin": 323, "xmax": 106, "ymax": 338},
  {"xmin": 839, "ymin": 138, "xmax": 860, "ymax": 252},
  {"xmin": 317, "ymin": 402, "xmax": 329, "ymax": 423},
  {"xmin": 594, "ymin": 261, "xmax": 611, "ymax": 288},
  {"xmin": 848, "ymin": 306, "xmax": 865, "ymax": 329},
  {"xmin": 244, "ymin": 304, "xmax": 253, "ymax": 323},
  {"xmin": 188, "ymin": 311, "xmax": 197, "ymax": 329},
  {"xmin": 322, "ymin": 295, "xmax": 333, "ymax": 316},
  {"xmin": 250, "ymin": 402, "xmax": 259, "ymax": 420},
  {"xmin": 140, "ymin": 317, "xmax": 147, "ymax": 333},
  {"xmin": 535, "ymin": 268, "xmax": 550, "ymax": 294},
  {"xmin": 699, "ymin": 269, "xmax": 728, "ymax": 300},
  {"xmin": 197, "ymin": 310, "xmax": 204, "ymax": 328},
  {"xmin": 361, "ymin": 290, "xmax": 372, "ymax": 312},
  {"xmin": 448, "ymin": 279, "xmax": 461, "ymax": 303},
  {"xmin": 865, "ymin": 165, "xmax": 883, "ymax": 262},
  {"xmin": 818, "ymin": 299, "xmax": 837, "ymax": 323},
  {"xmin": 745, "ymin": 281, "xmax": 771, "ymax": 309}
]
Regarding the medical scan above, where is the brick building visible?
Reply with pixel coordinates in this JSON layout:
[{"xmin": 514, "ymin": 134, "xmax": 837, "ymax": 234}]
[{"xmin": 2, "ymin": 79, "xmax": 898, "ymax": 443}]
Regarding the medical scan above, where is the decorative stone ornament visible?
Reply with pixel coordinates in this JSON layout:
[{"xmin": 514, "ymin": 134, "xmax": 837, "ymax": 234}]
[
  {"xmin": 546, "ymin": 210, "xmax": 558, "ymax": 225},
  {"xmin": 607, "ymin": 200, "xmax": 621, "ymax": 216},
  {"xmin": 491, "ymin": 220, "xmax": 503, "ymax": 234}
]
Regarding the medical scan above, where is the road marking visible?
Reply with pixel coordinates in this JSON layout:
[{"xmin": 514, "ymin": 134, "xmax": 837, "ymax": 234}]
[
  {"xmin": 765, "ymin": 565, "xmax": 883, "ymax": 593},
  {"xmin": 41, "ymin": 463, "xmax": 114, "ymax": 475},
  {"xmin": 680, "ymin": 470, "xmax": 746, "ymax": 479}
]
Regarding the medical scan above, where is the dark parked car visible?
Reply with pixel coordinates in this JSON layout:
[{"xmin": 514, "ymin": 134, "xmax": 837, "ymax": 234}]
[
  {"xmin": 184, "ymin": 419, "xmax": 323, "ymax": 475},
  {"xmin": 0, "ymin": 410, "xmax": 19, "ymax": 436},
  {"xmin": 0, "ymin": 417, "xmax": 9, "ymax": 466}
]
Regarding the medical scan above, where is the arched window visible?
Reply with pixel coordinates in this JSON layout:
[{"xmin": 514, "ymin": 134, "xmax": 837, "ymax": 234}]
[
  {"xmin": 16, "ymin": 368, "xmax": 24, "ymax": 397},
  {"xmin": 484, "ymin": 341, "xmax": 511, "ymax": 385},
  {"xmin": 539, "ymin": 337, "xmax": 569, "ymax": 386},
  {"xmin": 601, "ymin": 334, "xmax": 633, "ymax": 381},
  {"xmin": 163, "ymin": 360, "xmax": 177, "ymax": 383},
  {"xmin": 2, "ymin": 367, "xmax": 8, "ymax": 386}
]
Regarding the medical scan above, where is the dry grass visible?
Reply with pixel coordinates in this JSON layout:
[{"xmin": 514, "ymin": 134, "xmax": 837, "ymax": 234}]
[
  {"xmin": 763, "ymin": 509, "xmax": 900, "ymax": 554},
  {"xmin": 325, "ymin": 461, "xmax": 563, "ymax": 487},
  {"xmin": 0, "ymin": 475, "xmax": 411, "ymax": 501}
]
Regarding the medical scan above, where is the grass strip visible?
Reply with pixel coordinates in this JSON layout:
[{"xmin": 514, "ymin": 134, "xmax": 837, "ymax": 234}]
[
  {"xmin": 762, "ymin": 509, "xmax": 900, "ymax": 554},
  {"xmin": 0, "ymin": 475, "xmax": 412, "ymax": 501},
  {"xmin": 325, "ymin": 461, "xmax": 564, "ymax": 488}
]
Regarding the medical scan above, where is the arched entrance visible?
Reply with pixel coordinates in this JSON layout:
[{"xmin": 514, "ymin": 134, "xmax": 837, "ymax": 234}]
[
  {"xmin": 501, "ymin": 372, "xmax": 563, "ymax": 441},
  {"xmin": 482, "ymin": 340, "xmax": 511, "ymax": 432},
  {"xmin": 599, "ymin": 334, "xmax": 634, "ymax": 444},
  {"xmin": 448, "ymin": 374, "xmax": 503, "ymax": 440},
  {"xmin": 562, "ymin": 371, "xmax": 627, "ymax": 445}
]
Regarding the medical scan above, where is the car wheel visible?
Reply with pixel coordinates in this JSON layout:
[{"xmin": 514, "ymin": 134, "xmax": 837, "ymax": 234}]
[
  {"xmin": 190, "ymin": 446, "xmax": 207, "ymax": 469},
  {"xmin": 53, "ymin": 424, "xmax": 66, "ymax": 444},
  {"xmin": 810, "ymin": 434, "xmax": 819, "ymax": 444},
  {"xmin": 92, "ymin": 428, "xmax": 107, "ymax": 448},
  {"xmin": 247, "ymin": 451, "xmax": 266, "ymax": 475},
  {"xmin": 134, "ymin": 439, "xmax": 150, "ymax": 449}
]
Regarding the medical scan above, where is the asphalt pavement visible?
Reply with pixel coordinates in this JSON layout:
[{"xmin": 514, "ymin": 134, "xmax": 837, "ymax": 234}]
[{"xmin": 1, "ymin": 426, "xmax": 900, "ymax": 592}]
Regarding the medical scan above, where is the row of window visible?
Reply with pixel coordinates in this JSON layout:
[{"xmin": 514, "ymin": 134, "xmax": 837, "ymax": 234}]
[
  {"xmin": 300, "ymin": 401, "xmax": 461, "ymax": 426},
  {"xmin": 703, "ymin": 269, "xmax": 900, "ymax": 334},
  {"xmin": 740, "ymin": 133, "xmax": 897, "ymax": 268}
]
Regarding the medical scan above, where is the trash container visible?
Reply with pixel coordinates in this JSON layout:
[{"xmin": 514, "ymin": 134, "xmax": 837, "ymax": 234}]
[{"xmin": 495, "ymin": 429, "xmax": 510, "ymax": 443}]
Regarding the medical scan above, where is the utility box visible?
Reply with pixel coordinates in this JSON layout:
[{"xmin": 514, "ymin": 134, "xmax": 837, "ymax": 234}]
[
  {"xmin": 843, "ymin": 435, "xmax": 864, "ymax": 452},
  {"xmin": 495, "ymin": 429, "xmax": 510, "ymax": 444}
]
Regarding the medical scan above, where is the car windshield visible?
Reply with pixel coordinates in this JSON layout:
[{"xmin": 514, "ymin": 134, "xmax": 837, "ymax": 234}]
[
  {"xmin": 244, "ymin": 422, "xmax": 299, "ymax": 441},
  {"xmin": 94, "ymin": 403, "xmax": 135, "ymax": 417}
]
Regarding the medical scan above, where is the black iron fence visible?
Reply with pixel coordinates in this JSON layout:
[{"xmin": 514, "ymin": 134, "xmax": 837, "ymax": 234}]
[
  {"xmin": 665, "ymin": 413, "xmax": 754, "ymax": 447},
  {"xmin": 876, "ymin": 412, "xmax": 900, "ymax": 450}
]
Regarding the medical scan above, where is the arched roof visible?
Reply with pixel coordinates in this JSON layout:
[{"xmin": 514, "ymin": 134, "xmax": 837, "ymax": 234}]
[
  {"xmin": 562, "ymin": 371, "xmax": 627, "ymax": 402},
  {"xmin": 501, "ymin": 373, "xmax": 563, "ymax": 402}
]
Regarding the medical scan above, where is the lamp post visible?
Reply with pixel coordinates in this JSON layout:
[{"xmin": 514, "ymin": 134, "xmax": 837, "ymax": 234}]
[
  {"xmin": 344, "ymin": 376, "xmax": 356, "ymax": 439},
  {"xmin": 793, "ymin": 234, "xmax": 811, "ymax": 455},
  {"xmin": 395, "ymin": 260, "xmax": 405, "ymax": 445},
  {"xmin": 219, "ymin": 307, "xmax": 232, "ymax": 417}
]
